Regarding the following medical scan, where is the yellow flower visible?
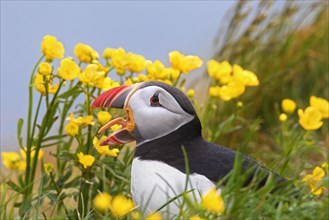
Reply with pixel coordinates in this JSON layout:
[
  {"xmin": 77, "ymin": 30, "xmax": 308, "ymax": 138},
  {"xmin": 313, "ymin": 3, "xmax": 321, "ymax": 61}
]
[
  {"xmin": 219, "ymin": 80, "xmax": 245, "ymax": 101},
  {"xmin": 41, "ymin": 35, "xmax": 64, "ymax": 61},
  {"xmin": 2, "ymin": 152, "xmax": 26, "ymax": 171},
  {"xmin": 111, "ymin": 124, "xmax": 122, "ymax": 132},
  {"xmin": 137, "ymin": 74, "xmax": 148, "ymax": 82},
  {"xmin": 168, "ymin": 68, "xmax": 180, "ymax": 80},
  {"xmin": 124, "ymin": 78, "xmax": 133, "ymax": 86},
  {"xmin": 3, "ymin": 152, "xmax": 21, "ymax": 169},
  {"xmin": 44, "ymin": 163, "xmax": 54, "ymax": 174},
  {"xmin": 169, "ymin": 51, "xmax": 184, "ymax": 70},
  {"xmin": 58, "ymin": 58, "xmax": 81, "ymax": 80},
  {"xmin": 93, "ymin": 192, "xmax": 112, "ymax": 212},
  {"xmin": 322, "ymin": 162, "xmax": 328, "ymax": 171},
  {"xmin": 202, "ymin": 188, "xmax": 224, "ymax": 214},
  {"xmin": 282, "ymin": 99, "xmax": 296, "ymax": 113},
  {"xmin": 48, "ymin": 83, "xmax": 60, "ymax": 94},
  {"xmin": 190, "ymin": 216, "xmax": 204, "ymax": 220},
  {"xmin": 298, "ymin": 107, "xmax": 323, "ymax": 130},
  {"xmin": 187, "ymin": 89, "xmax": 195, "ymax": 97},
  {"xmin": 207, "ymin": 60, "xmax": 232, "ymax": 83},
  {"xmin": 237, "ymin": 101, "xmax": 244, "ymax": 108},
  {"xmin": 92, "ymin": 60, "xmax": 109, "ymax": 72},
  {"xmin": 209, "ymin": 86, "xmax": 221, "ymax": 97},
  {"xmin": 19, "ymin": 161, "xmax": 26, "ymax": 171},
  {"xmin": 74, "ymin": 43, "xmax": 99, "ymax": 63},
  {"xmin": 302, "ymin": 166, "xmax": 326, "ymax": 195},
  {"xmin": 103, "ymin": 48, "xmax": 116, "ymax": 59},
  {"xmin": 34, "ymin": 73, "xmax": 59, "ymax": 95},
  {"xmin": 77, "ymin": 152, "xmax": 95, "ymax": 169},
  {"xmin": 98, "ymin": 111, "xmax": 112, "ymax": 125},
  {"xmin": 65, "ymin": 122, "xmax": 79, "ymax": 136},
  {"xmin": 78, "ymin": 64, "xmax": 105, "ymax": 86},
  {"xmin": 112, "ymin": 48, "xmax": 129, "ymax": 75},
  {"xmin": 93, "ymin": 136, "xmax": 120, "ymax": 157},
  {"xmin": 127, "ymin": 53, "xmax": 147, "ymax": 73},
  {"xmin": 310, "ymin": 96, "xmax": 329, "ymax": 118},
  {"xmin": 279, "ymin": 113, "xmax": 288, "ymax": 122},
  {"xmin": 146, "ymin": 60, "xmax": 166, "ymax": 79},
  {"xmin": 233, "ymin": 65, "xmax": 259, "ymax": 86},
  {"xmin": 20, "ymin": 147, "xmax": 44, "ymax": 160},
  {"xmin": 303, "ymin": 166, "xmax": 325, "ymax": 182},
  {"xmin": 80, "ymin": 115, "xmax": 95, "ymax": 127},
  {"xmin": 38, "ymin": 62, "xmax": 52, "ymax": 76},
  {"xmin": 169, "ymin": 51, "xmax": 203, "ymax": 74},
  {"xmin": 110, "ymin": 195, "xmax": 135, "ymax": 217},
  {"xmin": 131, "ymin": 211, "xmax": 142, "ymax": 219},
  {"xmin": 101, "ymin": 78, "xmax": 121, "ymax": 91},
  {"xmin": 66, "ymin": 113, "xmax": 95, "ymax": 127},
  {"xmin": 145, "ymin": 212, "xmax": 162, "ymax": 220}
]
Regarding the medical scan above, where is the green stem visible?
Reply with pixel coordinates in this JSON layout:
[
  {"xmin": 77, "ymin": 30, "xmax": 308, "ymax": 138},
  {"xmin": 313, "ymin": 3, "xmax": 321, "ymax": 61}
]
[
  {"xmin": 27, "ymin": 81, "xmax": 64, "ymax": 197},
  {"xmin": 49, "ymin": 173, "xmax": 71, "ymax": 219},
  {"xmin": 85, "ymin": 85, "xmax": 92, "ymax": 154},
  {"xmin": 30, "ymin": 94, "xmax": 43, "ymax": 149},
  {"xmin": 57, "ymin": 80, "xmax": 75, "ymax": 175},
  {"xmin": 43, "ymin": 76, "xmax": 50, "ymax": 109},
  {"xmin": 174, "ymin": 72, "xmax": 182, "ymax": 87},
  {"xmin": 25, "ymin": 55, "xmax": 44, "ymax": 193},
  {"xmin": 27, "ymin": 55, "xmax": 45, "ymax": 147},
  {"xmin": 78, "ymin": 169, "xmax": 91, "ymax": 218},
  {"xmin": 77, "ymin": 85, "xmax": 94, "ymax": 218}
]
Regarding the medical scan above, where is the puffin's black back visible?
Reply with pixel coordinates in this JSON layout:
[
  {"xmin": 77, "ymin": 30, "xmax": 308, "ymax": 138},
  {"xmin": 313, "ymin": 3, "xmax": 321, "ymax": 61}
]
[{"xmin": 135, "ymin": 116, "xmax": 286, "ymax": 186}]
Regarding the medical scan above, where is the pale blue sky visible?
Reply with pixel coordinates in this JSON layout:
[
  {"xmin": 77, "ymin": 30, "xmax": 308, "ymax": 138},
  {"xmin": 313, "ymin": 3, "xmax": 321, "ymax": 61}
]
[{"xmin": 1, "ymin": 1, "xmax": 233, "ymax": 151}]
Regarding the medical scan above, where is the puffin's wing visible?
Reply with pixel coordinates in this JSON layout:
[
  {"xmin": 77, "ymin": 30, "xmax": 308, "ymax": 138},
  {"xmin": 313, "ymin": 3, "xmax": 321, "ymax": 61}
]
[{"xmin": 185, "ymin": 138, "xmax": 286, "ymax": 186}]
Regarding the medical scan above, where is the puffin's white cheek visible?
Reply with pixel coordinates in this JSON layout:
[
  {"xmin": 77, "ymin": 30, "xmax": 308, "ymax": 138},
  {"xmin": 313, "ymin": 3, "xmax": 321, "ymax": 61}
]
[
  {"xmin": 127, "ymin": 86, "xmax": 194, "ymax": 144},
  {"xmin": 133, "ymin": 108, "xmax": 193, "ymax": 142}
]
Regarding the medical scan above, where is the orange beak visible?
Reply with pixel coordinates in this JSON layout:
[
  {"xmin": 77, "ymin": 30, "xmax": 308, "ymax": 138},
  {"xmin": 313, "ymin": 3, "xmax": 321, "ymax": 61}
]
[{"xmin": 91, "ymin": 84, "xmax": 140, "ymax": 146}]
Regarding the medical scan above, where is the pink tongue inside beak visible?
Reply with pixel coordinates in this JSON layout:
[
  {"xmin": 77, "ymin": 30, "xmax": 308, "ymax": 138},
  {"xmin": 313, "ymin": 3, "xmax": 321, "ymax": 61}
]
[
  {"xmin": 100, "ymin": 129, "xmax": 134, "ymax": 146},
  {"xmin": 98, "ymin": 117, "xmax": 135, "ymax": 146}
]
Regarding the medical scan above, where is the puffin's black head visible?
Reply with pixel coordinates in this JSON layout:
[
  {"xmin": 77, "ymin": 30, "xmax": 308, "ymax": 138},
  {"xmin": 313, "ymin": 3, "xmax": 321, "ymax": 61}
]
[{"xmin": 91, "ymin": 81, "xmax": 200, "ymax": 146}]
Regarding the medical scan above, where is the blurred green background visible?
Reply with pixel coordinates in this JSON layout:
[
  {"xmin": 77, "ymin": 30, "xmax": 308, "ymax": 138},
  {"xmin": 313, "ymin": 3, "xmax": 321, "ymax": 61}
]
[{"xmin": 195, "ymin": 0, "xmax": 328, "ymax": 176}]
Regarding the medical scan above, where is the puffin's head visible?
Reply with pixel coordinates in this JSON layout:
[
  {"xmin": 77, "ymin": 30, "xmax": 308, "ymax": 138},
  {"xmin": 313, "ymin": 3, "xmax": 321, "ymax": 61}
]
[{"xmin": 91, "ymin": 81, "xmax": 198, "ymax": 146}]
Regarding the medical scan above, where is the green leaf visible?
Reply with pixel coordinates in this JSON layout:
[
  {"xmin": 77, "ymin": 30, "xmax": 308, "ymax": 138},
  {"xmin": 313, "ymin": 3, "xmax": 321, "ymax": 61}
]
[
  {"xmin": 14, "ymin": 202, "xmax": 22, "ymax": 207},
  {"xmin": 17, "ymin": 118, "xmax": 24, "ymax": 148},
  {"xmin": 18, "ymin": 175, "xmax": 25, "ymax": 189},
  {"xmin": 46, "ymin": 192, "xmax": 58, "ymax": 205},
  {"xmin": 64, "ymin": 176, "xmax": 80, "ymax": 188},
  {"xmin": 58, "ymin": 86, "xmax": 81, "ymax": 99},
  {"xmin": 42, "ymin": 134, "xmax": 67, "ymax": 143},
  {"xmin": 61, "ymin": 166, "xmax": 73, "ymax": 182},
  {"xmin": 156, "ymin": 189, "xmax": 195, "ymax": 212},
  {"xmin": 7, "ymin": 180, "xmax": 23, "ymax": 193},
  {"xmin": 41, "ymin": 141, "xmax": 66, "ymax": 148},
  {"xmin": 44, "ymin": 102, "xmax": 59, "ymax": 135}
]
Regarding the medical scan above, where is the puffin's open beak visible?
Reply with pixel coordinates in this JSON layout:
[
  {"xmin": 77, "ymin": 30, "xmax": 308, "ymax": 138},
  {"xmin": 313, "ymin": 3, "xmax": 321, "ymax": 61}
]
[{"xmin": 91, "ymin": 84, "xmax": 140, "ymax": 146}]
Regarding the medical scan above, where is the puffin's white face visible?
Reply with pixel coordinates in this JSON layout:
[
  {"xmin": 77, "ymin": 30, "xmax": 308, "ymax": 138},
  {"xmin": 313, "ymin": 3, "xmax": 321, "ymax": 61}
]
[
  {"xmin": 90, "ymin": 81, "xmax": 195, "ymax": 146},
  {"xmin": 128, "ymin": 86, "xmax": 194, "ymax": 145}
]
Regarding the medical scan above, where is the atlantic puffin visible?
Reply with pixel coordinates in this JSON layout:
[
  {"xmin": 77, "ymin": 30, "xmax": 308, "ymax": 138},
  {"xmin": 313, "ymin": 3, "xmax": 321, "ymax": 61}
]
[{"xmin": 91, "ymin": 81, "xmax": 286, "ymax": 215}]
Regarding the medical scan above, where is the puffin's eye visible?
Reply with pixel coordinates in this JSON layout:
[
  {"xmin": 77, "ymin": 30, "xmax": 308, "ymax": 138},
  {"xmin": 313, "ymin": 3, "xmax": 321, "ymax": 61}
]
[{"xmin": 150, "ymin": 93, "xmax": 161, "ymax": 107}]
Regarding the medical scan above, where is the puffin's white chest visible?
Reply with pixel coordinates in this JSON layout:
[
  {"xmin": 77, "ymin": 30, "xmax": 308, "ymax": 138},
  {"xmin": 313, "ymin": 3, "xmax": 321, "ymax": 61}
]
[{"xmin": 131, "ymin": 157, "xmax": 217, "ymax": 216}]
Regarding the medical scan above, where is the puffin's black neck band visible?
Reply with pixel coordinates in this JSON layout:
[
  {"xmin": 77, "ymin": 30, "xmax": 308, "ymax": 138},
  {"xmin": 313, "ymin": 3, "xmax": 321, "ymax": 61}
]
[{"xmin": 134, "ymin": 116, "xmax": 202, "ymax": 159}]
